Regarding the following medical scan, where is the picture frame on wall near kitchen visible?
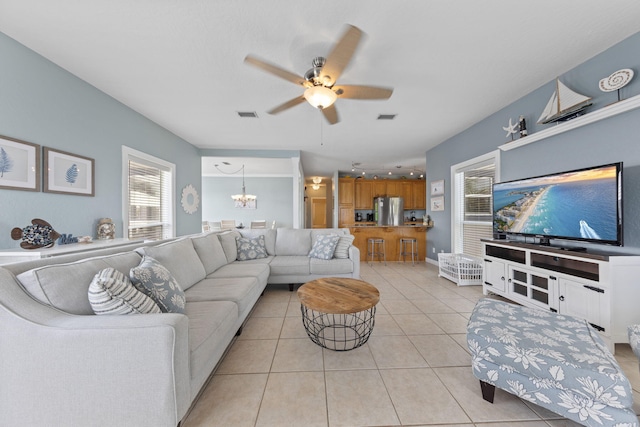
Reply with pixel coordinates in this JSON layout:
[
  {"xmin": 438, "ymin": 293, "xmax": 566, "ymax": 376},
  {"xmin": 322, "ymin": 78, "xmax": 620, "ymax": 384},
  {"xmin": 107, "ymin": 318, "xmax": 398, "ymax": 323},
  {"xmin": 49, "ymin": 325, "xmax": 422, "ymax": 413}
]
[
  {"xmin": 430, "ymin": 195, "xmax": 444, "ymax": 211},
  {"xmin": 0, "ymin": 134, "xmax": 41, "ymax": 192},
  {"xmin": 43, "ymin": 147, "xmax": 95, "ymax": 196},
  {"xmin": 430, "ymin": 179, "xmax": 444, "ymax": 196}
]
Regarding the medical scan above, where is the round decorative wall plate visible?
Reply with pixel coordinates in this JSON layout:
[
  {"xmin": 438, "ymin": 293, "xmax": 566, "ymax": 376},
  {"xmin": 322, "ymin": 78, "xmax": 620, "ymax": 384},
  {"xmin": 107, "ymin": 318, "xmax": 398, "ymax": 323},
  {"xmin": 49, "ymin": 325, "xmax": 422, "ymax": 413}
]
[
  {"xmin": 181, "ymin": 184, "xmax": 200, "ymax": 214},
  {"xmin": 599, "ymin": 68, "xmax": 634, "ymax": 92}
]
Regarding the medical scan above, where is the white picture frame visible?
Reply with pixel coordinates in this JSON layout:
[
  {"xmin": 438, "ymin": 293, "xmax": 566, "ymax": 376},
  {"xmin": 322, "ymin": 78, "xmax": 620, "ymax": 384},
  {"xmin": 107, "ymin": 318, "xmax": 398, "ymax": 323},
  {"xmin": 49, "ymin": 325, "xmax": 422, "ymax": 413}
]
[
  {"xmin": 430, "ymin": 179, "xmax": 444, "ymax": 195},
  {"xmin": 431, "ymin": 196, "xmax": 444, "ymax": 211}
]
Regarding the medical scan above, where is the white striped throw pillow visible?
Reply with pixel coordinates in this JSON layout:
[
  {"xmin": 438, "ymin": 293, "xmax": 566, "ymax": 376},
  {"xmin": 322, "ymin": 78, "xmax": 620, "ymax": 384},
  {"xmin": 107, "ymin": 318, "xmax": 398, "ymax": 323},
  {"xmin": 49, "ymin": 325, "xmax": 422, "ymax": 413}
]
[
  {"xmin": 88, "ymin": 268, "xmax": 161, "ymax": 315},
  {"xmin": 333, "ymin": 235, "xmax": 355, "ymax": 259}
]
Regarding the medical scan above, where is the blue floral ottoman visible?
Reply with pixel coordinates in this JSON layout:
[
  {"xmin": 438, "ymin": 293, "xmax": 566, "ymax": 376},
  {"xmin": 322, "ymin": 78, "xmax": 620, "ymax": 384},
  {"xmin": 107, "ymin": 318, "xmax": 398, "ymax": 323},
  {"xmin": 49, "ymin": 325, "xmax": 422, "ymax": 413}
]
[{"xmin": 467, "ymin": 298, "xmax": 637, "ymax": 426}]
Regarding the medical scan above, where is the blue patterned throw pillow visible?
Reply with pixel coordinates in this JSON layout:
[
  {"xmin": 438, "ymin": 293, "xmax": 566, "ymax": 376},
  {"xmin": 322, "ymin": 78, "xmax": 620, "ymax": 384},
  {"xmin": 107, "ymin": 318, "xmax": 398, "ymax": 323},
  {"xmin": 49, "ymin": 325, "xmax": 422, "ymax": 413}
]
[
  {"xmin": 130, "ymin": 256, "xmax": 186, "ymax": 314},
  {"xmin": 308, "ymin": 234, "xmax": 340, "ymax": 260},
  {"xmin": 236, "ymin": 235, "xmax": 268, "ymax": 261}
]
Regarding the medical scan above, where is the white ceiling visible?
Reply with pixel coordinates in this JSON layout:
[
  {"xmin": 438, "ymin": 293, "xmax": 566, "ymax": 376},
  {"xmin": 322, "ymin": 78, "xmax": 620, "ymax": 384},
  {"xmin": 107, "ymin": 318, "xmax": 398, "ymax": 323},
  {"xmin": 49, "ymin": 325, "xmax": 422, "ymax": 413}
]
[{"xmin": 2, "ymin": 1, "xmax": 640, "ymax": 180}]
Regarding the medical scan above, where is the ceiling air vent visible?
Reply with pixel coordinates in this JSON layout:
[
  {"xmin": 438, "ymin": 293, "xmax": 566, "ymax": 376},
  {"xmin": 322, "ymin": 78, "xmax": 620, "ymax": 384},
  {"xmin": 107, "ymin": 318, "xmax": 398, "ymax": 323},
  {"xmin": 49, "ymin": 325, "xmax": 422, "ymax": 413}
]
[
  {"xmin": 377, "ymin": 114, "xmax": 396, "ymax": 120},
  {"xmin": 237, "ymin": 111, "xmax": 258, "ymax": 118}
]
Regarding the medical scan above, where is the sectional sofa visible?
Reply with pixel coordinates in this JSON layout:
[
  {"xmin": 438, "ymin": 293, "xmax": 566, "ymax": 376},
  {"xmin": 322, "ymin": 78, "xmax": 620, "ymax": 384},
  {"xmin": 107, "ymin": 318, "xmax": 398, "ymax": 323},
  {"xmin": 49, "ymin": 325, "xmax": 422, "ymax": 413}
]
[{"xmin": 0, "ymin": 227, "xmax": 359, "ymax": 427}]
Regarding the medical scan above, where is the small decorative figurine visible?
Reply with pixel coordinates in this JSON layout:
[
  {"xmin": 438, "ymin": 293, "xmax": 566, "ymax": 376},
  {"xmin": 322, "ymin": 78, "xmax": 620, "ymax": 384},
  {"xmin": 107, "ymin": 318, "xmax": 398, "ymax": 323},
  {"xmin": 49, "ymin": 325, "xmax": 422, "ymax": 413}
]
[
  {"xmin": 97, "ymin": 218, "xmax": 115, "ymax": 239},
  {"xmin": 518, "ymin": 115, "xmax": 527, "ymax": 138},
  {"xmin": 11, "ymin": 219, "xmax": 61, "ymax": 249},
  {"xmin": 502, "ymin": 118, "xmax": 518, "ymax": 140},
  {"xmin": 58, "ymin": 234, "xmax": 79, "ymax": 245}
]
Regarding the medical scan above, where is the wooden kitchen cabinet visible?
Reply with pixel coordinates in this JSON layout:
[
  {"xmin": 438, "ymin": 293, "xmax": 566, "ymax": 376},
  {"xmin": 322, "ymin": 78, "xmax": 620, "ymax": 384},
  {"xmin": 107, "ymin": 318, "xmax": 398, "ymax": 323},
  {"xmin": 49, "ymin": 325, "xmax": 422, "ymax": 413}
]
[
  {"xmin": 372, "ymin": 181, "xmax": 387, "ymax": 198},
  {"xmin": 413, "ymin": 180, "xmax": 426, "ymax": 209},
  {"xmin": 401, "ymin": 182, "xmax": 413, "ymax": 209},
  {"xmin": 339, "ymin": 205, "xmax": 354, "ymax": 227},
  {"xmin": 338, "ymin": 178, "xmax": 355, "ymax": 204},
  {"xmin": 355, "ymin": 180, "xmax": 373, "ymax": 209},
  {"xmin": 385, "ymin": 181, "xmax": 402, "ymax": 197}
]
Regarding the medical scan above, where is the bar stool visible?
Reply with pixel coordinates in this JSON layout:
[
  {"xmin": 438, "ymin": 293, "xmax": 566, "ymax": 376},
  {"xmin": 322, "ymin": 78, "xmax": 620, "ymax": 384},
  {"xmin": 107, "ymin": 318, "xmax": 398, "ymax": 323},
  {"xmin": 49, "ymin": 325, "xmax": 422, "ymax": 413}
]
[
  {"xmin": 367, "ymin": 238, "xmax": 386, "ymax": 265},
  {"xmin": 399, "ymin": 238, "xmax": 418, "ymax": 265}
]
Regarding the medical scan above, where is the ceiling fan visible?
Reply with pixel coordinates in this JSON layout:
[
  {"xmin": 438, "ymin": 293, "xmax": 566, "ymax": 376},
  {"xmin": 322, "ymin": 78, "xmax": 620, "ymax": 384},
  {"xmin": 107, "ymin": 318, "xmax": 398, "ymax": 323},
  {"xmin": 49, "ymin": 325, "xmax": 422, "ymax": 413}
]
[{"xmin": 244, "ymin": 25, "xmax": 393, "ymax": 125}]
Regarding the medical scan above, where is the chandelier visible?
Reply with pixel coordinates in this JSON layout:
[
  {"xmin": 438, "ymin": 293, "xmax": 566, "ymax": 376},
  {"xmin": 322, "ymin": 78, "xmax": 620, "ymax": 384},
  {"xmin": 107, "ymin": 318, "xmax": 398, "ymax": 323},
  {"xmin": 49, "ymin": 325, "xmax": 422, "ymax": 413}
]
[{"xmin": 230, "ymin": 165, "xmax": 256, "ymax": 207}]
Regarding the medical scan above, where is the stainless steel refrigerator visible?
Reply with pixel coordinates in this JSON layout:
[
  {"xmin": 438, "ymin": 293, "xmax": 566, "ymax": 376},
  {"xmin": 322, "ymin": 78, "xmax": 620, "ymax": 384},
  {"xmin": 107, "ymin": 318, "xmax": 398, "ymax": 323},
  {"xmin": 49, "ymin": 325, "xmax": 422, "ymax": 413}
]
[{"xmin": 374, "ymin": 197, "xmax": 404, "ymax": 226}]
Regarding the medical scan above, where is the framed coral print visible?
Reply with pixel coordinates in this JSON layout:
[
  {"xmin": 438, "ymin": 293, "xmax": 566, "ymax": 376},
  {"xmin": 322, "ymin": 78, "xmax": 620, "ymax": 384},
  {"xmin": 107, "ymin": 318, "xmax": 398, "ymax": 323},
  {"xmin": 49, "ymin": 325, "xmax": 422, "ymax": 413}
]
[
  {"xmin": 0, "ymin": 135, "xmax": 41, "ymax": 192},
  {"xmin": 43, "ymin": 147, "xmax": 95, "ymax": 196},
  {"xmin": 430, "ymin": 179, "xmax": 444, "ymax": 195}
]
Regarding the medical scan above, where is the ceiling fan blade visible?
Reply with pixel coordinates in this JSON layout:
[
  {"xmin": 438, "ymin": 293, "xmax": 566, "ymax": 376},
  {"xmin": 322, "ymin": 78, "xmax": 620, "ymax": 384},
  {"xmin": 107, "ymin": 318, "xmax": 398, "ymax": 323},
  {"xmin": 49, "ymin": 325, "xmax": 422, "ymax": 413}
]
[
  {"xmin": 321, "ymin": 104, "xmax": 339, "ymax": 125},
  {"xmin": 267, "ymin": 95, "xmax": 306, "ymax": 115},
  {"xmin": 319, "ymin": 25, "xmax": 363, "ymax": 87},
  {"xmin": 244, "ymin": 55, "xmax": 307, "ymax": 86},
  {"xmin": 333, "ymin": 85, "xmax": 393, "ymax": 100}
]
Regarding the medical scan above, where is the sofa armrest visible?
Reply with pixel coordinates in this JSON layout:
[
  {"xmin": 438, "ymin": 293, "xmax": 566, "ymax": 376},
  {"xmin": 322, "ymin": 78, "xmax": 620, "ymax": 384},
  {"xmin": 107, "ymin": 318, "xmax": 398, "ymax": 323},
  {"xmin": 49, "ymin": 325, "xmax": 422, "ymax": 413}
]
[
  {"xmin": 628, "ymin": 324, "xmax": 640, "ymax": 361},
  {"xmin": 349, "ymin": 245, "xmax": 361, "ymax": 278},
  {"xmin": 0, "ymin": 268, "xmax": 190, "ymax": 427}
]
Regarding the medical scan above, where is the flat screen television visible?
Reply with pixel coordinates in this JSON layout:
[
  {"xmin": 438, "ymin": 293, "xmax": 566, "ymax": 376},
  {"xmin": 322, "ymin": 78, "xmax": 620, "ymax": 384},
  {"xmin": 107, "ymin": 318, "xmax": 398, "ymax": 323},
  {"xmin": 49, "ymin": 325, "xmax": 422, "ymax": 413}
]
[{"xmin": 493, "ymin": 162, "xmax": 623, "ymax": 247}]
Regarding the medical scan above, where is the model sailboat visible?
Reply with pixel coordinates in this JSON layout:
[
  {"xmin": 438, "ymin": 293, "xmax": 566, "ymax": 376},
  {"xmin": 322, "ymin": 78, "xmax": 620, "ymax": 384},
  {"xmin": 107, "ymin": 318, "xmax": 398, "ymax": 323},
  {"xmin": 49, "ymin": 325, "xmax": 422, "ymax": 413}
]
[{"xmin": 537, "ymin": 78, "xmax": 592, "ymax": 124}]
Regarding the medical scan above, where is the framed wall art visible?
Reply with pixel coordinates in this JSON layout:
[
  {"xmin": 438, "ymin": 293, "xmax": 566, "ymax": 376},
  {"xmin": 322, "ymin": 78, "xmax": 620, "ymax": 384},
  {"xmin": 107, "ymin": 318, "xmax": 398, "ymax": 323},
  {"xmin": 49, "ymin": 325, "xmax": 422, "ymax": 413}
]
[
  {"xmin": 43, "ymin": 147, "xmax": 95, "ymax": 196},
  {"xmin": 430, "ymin": 179, "xmax": 444, "ymax": 195},
  {"xmin": 0, "ymin": 135, "xmax": 41, "ymax": 192},
  {"xmin": 430, "ymin": 196, "xmax": 444, "ymax": 211}
]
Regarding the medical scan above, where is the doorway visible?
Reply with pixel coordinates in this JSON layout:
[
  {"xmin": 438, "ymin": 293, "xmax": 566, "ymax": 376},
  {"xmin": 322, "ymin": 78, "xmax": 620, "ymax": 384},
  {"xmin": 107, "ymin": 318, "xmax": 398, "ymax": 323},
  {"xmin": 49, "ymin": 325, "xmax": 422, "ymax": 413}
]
[{"xmin": 311, "ymin": 197, "xmax": 327, "ymax": 228}]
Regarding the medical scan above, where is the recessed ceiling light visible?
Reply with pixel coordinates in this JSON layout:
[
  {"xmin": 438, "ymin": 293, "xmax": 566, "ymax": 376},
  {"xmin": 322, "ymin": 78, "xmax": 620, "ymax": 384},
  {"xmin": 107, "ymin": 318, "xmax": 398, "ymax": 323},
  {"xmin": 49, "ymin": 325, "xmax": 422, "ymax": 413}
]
[{"xmin": 237, "ymin": 111, "xmax": 258, "ymax": 118}]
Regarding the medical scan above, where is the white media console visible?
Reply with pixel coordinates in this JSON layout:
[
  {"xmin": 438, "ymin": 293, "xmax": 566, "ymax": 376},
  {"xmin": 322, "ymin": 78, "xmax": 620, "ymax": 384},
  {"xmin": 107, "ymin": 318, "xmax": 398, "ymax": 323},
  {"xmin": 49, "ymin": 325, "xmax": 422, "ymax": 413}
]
[{"xmin": 481, "ymin": 239, "xmax": 640, "ymax": 351}]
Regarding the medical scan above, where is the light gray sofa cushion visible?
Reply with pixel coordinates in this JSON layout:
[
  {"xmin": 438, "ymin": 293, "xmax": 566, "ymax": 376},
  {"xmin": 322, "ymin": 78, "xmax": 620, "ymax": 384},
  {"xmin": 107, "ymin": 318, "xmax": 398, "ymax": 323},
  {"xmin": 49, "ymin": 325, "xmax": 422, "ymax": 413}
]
[
  {"xmin": 185, "ymin": 276, "xmax": 263, "ymax": 319},
  {"xmin": 16, "ymin": 251, "xmax": 142, "ymax": 315},
  {"xmin": 310, "ymin": 228, "xmax": 348, "ymax": 240},
  {"xmin": 186, "ymin": 300, "xmax": 238, "ymax": 396},
  {"xmin": 268, "ymin": 255, "xmax": 310, "ymax": 276},
  {"xmin": 275, "ymin": 228, "xmax": 311, "ymax": 256},
  {"xmin": 239, "ymin": 229, "xmax": 277, "ymax": 255},
  {"xmin": 309, "ymin": 257, "xmax": 354, "ymax": 275},
  {"xmin": 137, "ymin": 238, "xmax": 206, "ymax": 291},
  {"xmin": 208, "ymin": 262, "xmax": 270, "ymax": 285},
  {"xmin": 191, "ymin": 232, "xmax": 228, "ymax": 275},
  {"xmin": 218, "ymin": 231, "xmax": 242, "ymax": 263}
]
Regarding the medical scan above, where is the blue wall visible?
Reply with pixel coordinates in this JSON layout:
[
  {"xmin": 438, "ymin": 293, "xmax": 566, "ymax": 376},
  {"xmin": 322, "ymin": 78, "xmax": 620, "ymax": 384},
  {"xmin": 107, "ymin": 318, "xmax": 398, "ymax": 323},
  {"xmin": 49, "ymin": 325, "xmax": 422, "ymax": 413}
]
[
  {"xmin": 202, "ymin": 176, "xmax": 294, "ymax": 228},
  {"xmin": 0, "ymin": 33, "xmax": 202, "ymax": 249},
  {"xmin": 426, "ymin": 31, "xmax": 640, "ymax": 259}
]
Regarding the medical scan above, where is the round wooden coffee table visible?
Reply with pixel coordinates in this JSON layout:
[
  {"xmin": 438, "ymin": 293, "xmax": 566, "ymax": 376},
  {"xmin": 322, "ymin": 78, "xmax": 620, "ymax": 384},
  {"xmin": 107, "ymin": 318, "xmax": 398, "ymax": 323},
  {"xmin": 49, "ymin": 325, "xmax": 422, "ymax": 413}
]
[{"xmin": 297, "ymin": 278, "xmax": 380, "ymax": 351}]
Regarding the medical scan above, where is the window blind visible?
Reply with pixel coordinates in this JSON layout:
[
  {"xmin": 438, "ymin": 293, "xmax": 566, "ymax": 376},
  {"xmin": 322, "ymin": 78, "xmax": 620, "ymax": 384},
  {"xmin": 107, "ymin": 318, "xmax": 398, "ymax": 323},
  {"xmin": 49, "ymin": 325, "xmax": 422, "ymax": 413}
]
[
  {"xmin": 127, "ymin": 158, "xmax": 172, "ymax": 240},
  {"xmin": 453, "ymin": 158, "xmax": 496, "ymax": 258}
]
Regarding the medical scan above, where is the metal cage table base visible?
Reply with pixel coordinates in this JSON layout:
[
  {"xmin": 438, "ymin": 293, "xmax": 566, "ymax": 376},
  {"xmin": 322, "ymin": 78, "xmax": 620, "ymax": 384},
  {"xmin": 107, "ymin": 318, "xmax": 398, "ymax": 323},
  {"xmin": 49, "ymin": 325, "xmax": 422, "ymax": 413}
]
[{"xmin": 301, "ymin": 305, "xmax": 376, "ymax": 351}]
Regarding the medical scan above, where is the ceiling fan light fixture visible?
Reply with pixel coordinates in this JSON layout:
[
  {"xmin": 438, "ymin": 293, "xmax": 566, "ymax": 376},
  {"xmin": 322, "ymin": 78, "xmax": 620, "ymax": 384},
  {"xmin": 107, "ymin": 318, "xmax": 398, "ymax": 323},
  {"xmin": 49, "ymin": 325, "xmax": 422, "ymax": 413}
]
[{"xmin": 304, "ymin": 86, "xmax": 337, "ymax": 109}]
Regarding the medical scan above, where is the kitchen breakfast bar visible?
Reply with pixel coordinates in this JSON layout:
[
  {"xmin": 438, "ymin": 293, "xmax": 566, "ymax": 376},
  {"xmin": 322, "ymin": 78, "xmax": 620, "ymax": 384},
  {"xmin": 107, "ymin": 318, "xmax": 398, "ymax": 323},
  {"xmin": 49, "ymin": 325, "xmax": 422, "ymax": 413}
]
[{"xmin": 347, "ymin": 223, "xmax": 429, "ymax": 262}]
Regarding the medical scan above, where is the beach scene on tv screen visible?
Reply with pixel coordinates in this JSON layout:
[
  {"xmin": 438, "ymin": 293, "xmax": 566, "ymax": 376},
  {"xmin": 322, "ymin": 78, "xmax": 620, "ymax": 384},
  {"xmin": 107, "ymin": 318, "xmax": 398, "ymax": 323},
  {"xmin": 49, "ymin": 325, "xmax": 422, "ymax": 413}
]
[{"xmin": 493, "ymin": 165, "xmax": 618, "ymax": 241}]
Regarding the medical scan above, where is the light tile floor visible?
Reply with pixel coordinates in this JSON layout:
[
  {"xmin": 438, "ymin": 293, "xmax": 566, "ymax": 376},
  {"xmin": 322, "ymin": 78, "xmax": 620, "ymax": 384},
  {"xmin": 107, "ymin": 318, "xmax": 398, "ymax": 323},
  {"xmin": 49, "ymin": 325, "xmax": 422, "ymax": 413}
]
[{"xmin": 182, "ymin": 261, "xmax": 640, "ymax": 427}]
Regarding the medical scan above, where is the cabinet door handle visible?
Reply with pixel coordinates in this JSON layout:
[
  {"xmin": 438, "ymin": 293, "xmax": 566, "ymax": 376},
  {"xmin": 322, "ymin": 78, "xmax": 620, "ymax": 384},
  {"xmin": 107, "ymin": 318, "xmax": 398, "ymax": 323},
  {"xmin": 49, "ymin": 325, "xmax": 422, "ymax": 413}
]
[
  {"xmin": 583, "ymin": 285, "xmax": 604, "ymax": 293},
  {"xmin": 484, "ymin": 259, "xmax": 492, "ymax": 263},
  {"xmin": 559, "ymin": 295, "xmax": 565, "ymax": 301},
  {"xmin": 501, "ymin": 276, "xmax": 506, "ymax": 282},
  {"xmin": 484, "ymin": 281, "xmax": 493, "ymax": 286}
]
